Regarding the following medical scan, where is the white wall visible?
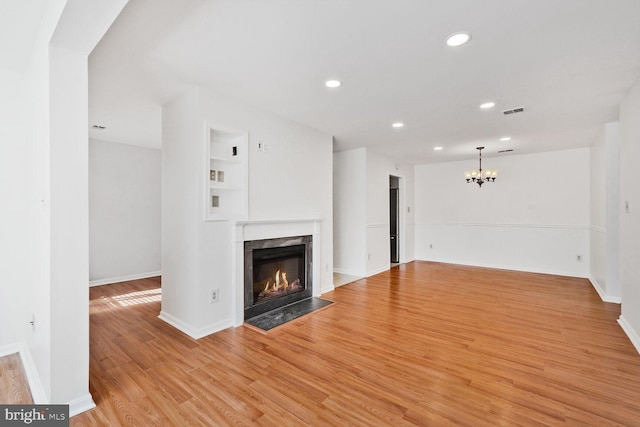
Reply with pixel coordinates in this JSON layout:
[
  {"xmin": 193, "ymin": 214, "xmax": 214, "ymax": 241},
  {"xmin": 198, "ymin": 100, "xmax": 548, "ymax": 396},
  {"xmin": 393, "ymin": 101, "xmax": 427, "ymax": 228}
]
[
  {"xmin": 89, "ymin": 139, "xmax": 161, "ymax": 284},
  {"xmin": 0, "ymin": 0, "xmax": 129, "ymax": 413},
  {"xmin": 161, "ymin": 87, "xmax": 334, "ymax": 337},
  {"xmin": 332, "ymin": 148, "xmax": 415, "ymax": 277},
  {"xmin": 415, "ymin": 148, "xmax": 590, "ymax": 277},
  {"xmin": 48, "ymin": 41, "xmax": 91, "ymax": 407},
  {"xmin": 0, "ymin": 69, "xmax": 29, "ymax": 347},
  {"xmin": 589, "ymin": 123, "xmax": 621, "ymax": 302},
  {"xmin": 590, "ymin": 127, "xmax": 607, "ymax": 294},
  {"xmin": 333, "ymin": 149, "xmax": 367, "ymax": 276},
  {"xmin": 605, "ymin": 124, "xmax": 621, "ymax": 300},
  {"xmin": 618, "ymin": 76, "xmax": 640, "ymax": 353},
  {"xmin": 366, "ymin": 150, "xmax": 414, "ymax": 276},
  {"xmin": 161, "ymin": 88, "xmax": 201, "ymax": 330}
]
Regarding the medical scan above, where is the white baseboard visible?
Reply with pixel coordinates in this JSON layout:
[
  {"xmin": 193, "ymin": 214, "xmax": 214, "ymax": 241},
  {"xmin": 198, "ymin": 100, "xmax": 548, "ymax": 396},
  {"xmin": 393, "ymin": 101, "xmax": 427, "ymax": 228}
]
[
  {"xmin": 588, "ymin": 277, "xmax": 621, "ymax": 304},
  {"xmin": 366, "ymin": 265, "xmax": 391, "ymax": 277},
  {"xmin": 68, "ymin": 393, "xmax": 96, "ymax": 417},
  {"xmin": 414, "ymin": 257, "xmax": 588, "ymax": 279},
  {"xmin": 0, "ymin": 343, "xmax": 96, "ymax": 412},
  {"xmin": 318, "ymin": 282, "xmax": 335, "ymax": 295},
  {"xmin": 0, "ymin": 343, "xmax": 21, "ymax": 358},
  {"xmin": 89, "ymin": 271, "xmax": 161, "ymax": 287},
  {"xmin": 18, "ymin": 343, "xmax": 47, "ymax": 404},
  {"xmin": 333, "ymin": 267, "xmax": 365, "ymax": 277},
  {"xmin": 158, "ymin": 311, "xmax": 231, "ymax": 340},
  {"xmin": 0, "ymin": 342, "xmax": 48, "ymax": 404},
  {"xmin": 618, "ymin": 315, "xmax": 640, "ymax": 356}
]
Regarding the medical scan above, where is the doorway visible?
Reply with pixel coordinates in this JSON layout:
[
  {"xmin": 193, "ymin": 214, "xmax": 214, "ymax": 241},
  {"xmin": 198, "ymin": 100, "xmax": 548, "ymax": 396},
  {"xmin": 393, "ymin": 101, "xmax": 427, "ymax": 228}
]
[{"xmin": 389, "ymin": 176, "xmax": 400, "ymax": 264}]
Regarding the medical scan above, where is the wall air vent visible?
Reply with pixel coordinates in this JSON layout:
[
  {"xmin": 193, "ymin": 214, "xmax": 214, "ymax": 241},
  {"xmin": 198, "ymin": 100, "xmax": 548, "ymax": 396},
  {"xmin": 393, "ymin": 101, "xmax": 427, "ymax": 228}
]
[
  {"xmin": 497, "ymin": 149, "xmax": 514, "ymax": 153},
  {"xmin": 502, "ymin": 107, "xmax": 525, "ymax": 115}
]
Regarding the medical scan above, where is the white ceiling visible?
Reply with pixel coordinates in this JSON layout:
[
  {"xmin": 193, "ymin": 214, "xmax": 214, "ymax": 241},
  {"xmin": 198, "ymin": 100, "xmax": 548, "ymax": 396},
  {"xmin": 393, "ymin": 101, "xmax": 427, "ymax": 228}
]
[{"xmin": 89, "ymin": 0, "xmax": 640, "ymax": 164}]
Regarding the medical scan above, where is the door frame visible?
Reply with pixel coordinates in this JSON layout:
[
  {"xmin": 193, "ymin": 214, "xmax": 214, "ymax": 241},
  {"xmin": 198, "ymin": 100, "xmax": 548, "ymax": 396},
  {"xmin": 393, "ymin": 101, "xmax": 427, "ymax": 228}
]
[{"xmin": 389, "ymin": 174, "xmax": 407, "ymax": 265}]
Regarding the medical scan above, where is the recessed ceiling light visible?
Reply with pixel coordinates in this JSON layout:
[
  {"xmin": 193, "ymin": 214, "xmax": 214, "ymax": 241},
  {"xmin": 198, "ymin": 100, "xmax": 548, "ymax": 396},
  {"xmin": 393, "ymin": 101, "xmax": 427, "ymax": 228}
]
[
  {"xmin": 434, "ymin": 146, "xmax": 443, "ymax": 151},
  {"xmin": 325, "ymin": 80, "xmax": 342, "ymax": 88},
  {"xmin": 392, "ymin": 122, "xmax": 404, "ymax": 128},
  {"xmin": 446, "ymin": 32, "xmax": 471, "ymax": 47},
  {"xmin": 480, "ymin": 102, "xmax": 496, "ymax": 109},
  {"xmin": 500, "ymin": 137, "xmax": 511, "ymax": 141}
]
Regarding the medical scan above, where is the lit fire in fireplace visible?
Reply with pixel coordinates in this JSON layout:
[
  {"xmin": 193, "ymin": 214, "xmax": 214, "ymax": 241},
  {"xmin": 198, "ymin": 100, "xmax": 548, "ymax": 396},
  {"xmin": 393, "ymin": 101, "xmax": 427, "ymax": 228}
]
[{"xmin": 258, "ymin": 269, "xmax": 301, "ymax": 299}]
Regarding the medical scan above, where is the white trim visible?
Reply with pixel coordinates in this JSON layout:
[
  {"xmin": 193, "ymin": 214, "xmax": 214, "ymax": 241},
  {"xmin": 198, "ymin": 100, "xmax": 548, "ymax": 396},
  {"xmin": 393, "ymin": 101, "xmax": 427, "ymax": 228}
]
[
  {"xmin": 367, "ymin": 265, "xmax": 391, "ymax": 277},
  {"xmin": 18, "ymin": 344, "xmax": 47, "ymax": 404},
  {"xmin": 158, "ymin": 311, "xmax": 231, "ymax": 340},
  {"xmin": 68, "ymin": 393, "xmax": 96, "ymax": 417},
  {"xmin": 414, "ymin": 221, "xmax": 590, "ymax": 230},
  {"xmin": 618, "ymin": 315, "xmax": 640, "ymax": 356},
  {"xmin": 319, "ymin": 282, "xmax": 336, "ymax": 295},
  {"xmin": 89, "ymin": 271, "xmax": 161, "ymax": 287},
  {"xmin": 588, "ymin": 276, "xmax": 621, "ymax": 304},
  {"xmin": 414, "ymin": 257, "xmax": 588, "ymax": 279},
  {"xmin": 0, "ymin": 343, "xmax": 21, "ymax": 357},
  {"xmin": 0, "ymin": 342, "xmax": 48, "ymax": 404},
  {"xmin": 590, "ymin": 225, "xmax": 606, "ymax": 233},
  {"xmin": 334, "ymin": 267, "xmax": 365, "ymax": 277},
  {"xmin": 234, "ymin": 218, "xmax": 322, "ymax": 226}
]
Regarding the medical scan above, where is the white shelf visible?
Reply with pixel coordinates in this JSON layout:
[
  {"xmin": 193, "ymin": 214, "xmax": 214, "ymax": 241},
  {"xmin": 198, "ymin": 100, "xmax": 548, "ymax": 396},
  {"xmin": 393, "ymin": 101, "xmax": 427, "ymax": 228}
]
[
  {"xmin": 210, "ymin": 156, "xmax": 242, "ymax": 164},
  {"xmin": 209, "ymin": 182, "xmax": 242, "ymax": 191},
  {"xmin": 204, "ymin": 123, "xmax": 248, "ymax": 221}
]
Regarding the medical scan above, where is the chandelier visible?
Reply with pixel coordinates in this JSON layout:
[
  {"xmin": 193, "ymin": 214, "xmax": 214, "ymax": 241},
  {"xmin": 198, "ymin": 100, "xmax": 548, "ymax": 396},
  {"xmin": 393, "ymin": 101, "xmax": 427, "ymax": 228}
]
[{"xmin": 465, "ymin": 146, "xmax": 497, "ymax": 187}]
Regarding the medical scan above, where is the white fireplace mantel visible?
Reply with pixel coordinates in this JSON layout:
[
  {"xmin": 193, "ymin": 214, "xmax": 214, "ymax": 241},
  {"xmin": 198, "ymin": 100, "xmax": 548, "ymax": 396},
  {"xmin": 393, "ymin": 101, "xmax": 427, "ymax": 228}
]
[{"xmin": 231, "ymin": 219, "xmax": 321, "ymax": 326}]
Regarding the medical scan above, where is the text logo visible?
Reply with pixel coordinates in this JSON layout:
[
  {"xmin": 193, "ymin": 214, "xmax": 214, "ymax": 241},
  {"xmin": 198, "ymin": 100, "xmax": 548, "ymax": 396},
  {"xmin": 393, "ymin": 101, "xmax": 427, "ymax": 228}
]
[{"xmin": 1, "ymin": 405, "xmax": 68, "ymax": 426}]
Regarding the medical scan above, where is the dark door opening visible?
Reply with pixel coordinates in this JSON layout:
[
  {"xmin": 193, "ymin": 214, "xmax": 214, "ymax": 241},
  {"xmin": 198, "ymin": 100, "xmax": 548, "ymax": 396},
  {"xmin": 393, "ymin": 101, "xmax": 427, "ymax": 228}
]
[{"xmin": 390, "ymin": 177, "xmax": 399, "ymax": 264}]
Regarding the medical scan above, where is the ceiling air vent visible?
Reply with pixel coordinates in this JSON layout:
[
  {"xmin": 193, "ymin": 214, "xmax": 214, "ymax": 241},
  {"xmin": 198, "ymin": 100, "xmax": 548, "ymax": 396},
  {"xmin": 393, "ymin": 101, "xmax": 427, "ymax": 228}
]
[
  {"xmin": 502, "ymin": 107, "xmax": 525, "ymax": 115},
  {"xmin": 497, "ymin": 149, "xmax": 514, "ymax": 153}
]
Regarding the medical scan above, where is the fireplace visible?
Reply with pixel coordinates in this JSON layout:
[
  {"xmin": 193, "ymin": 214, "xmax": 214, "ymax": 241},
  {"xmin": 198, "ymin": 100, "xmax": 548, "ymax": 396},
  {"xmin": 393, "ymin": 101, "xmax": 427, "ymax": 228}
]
[{"xmin": 244, "ymin": 235, "xmax": 312, "ymax": 320}]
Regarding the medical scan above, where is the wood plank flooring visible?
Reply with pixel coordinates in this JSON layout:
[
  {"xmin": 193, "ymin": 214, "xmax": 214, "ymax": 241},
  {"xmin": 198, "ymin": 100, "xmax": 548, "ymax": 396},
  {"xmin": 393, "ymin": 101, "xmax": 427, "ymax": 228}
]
[
  {"xmin": 0, "ymin": 352, "xmax": 33, "ymax": 404},
  {"xmin": 71, "ymin": 262, "xmax": 640, "ymax": 426}
]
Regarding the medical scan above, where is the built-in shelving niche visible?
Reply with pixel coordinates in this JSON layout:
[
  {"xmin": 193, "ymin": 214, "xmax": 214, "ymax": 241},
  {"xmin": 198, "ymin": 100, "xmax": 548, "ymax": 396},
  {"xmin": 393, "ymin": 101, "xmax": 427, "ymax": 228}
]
[{"xmin": 205, "ymin": 123, "xmax": 248, "ymax": 221}]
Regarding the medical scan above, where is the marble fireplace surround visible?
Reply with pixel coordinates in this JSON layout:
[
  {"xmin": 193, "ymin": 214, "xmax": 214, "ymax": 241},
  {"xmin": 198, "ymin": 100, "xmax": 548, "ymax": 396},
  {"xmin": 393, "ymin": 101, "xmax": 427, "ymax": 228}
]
[{"xmin": 232, "ymin": 219, "xmax": 321, "ymax": 326}]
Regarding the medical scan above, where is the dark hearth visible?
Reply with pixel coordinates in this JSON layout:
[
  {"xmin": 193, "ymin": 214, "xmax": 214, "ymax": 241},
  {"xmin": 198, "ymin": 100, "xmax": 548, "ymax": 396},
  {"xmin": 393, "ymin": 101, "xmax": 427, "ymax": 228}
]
[
  {"xmin": 244, "ymin": 235, "xmax": 312, "ymax": 320},
  {"xmin": 245, "ymin": 298, "xmax": 333, "ymax": 331}
]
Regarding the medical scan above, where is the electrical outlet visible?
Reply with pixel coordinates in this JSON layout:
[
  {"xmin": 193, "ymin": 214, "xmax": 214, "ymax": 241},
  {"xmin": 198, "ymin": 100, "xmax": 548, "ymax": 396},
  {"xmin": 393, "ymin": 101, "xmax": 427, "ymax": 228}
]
[
  {"xmin": 576, "ymin": 255, "xmax": 583, "ymax": 262},
  {"xmin": 210, "ymin": 289, "xmax": 219, "ymax": 303},
  {"xmin": 429, "ymin": 244, "xmax": 433, "ymax": 249},
  {"xmin": 367, "ymin": 253, "xmax": 371, "ymax": 261}
]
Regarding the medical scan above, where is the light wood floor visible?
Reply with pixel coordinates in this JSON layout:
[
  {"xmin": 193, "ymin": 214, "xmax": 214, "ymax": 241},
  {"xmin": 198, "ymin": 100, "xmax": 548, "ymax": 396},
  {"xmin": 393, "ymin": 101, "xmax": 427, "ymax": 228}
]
[
  {"xmin": 72, "ymin": 262, "xmax": 640, "ymax": 426},
  {"xmin": 0, "ymin": 352, "xmax": 33, "ymax": 404},
  {"xmin": 333, "ymin": 272, "xmax": 362, "ymax": 287}
]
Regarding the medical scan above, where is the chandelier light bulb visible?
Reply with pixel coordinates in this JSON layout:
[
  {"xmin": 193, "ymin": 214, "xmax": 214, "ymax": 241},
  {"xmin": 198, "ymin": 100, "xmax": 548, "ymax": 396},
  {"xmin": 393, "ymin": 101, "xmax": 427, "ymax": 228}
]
[{"xmin": 465, "ymin": 147, "xmax": 497, "ymax": 187}]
